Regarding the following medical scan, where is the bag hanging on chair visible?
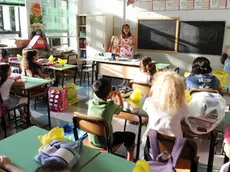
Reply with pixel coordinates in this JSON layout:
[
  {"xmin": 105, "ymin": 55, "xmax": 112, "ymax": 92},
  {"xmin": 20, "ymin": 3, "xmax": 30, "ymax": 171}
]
[
  {"xmin": 145, "ymin": 129, "xmax": 186, "ymax": 172},
  {"xmin": 65, "ymin": 83, "xmax": 78, "ymax": 105},
  {"xmin": 48, "ymin": 87, "xmax": 68, "ymax": 112}
]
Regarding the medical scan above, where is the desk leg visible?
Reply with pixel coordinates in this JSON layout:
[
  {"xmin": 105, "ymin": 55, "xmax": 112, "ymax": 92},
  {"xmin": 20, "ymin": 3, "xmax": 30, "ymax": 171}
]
[
  {"xmin": 46, "ymin": 91, "xmax": 51, "ymax": 129},
  {"xmin": 62, "ymin": 72, "xmax": 64, "ymax": 87},
  {"xmin": 207, "ymin": 132, "xmax": 216, "ymax": 172},
  {"xmin": 136, "ymin": 116, "xmax": 142, "ymax": 160},
  {"xmin": 95, "ymin": 61, "xmax": 98, "ymax": 80},
  {"xmin": 27, "ymin": 90, "xmax": 31, "ymax": 128}
]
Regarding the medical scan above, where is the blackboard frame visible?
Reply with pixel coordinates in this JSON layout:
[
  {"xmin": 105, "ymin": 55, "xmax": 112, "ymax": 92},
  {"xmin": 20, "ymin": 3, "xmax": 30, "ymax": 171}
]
[
  {"xmin": 136, "ymin": 18, "xmax": 179, "ymax": 53},
  {"xmin": 178, "ymin": 21, "xmax": 226, "ymax": 55}
]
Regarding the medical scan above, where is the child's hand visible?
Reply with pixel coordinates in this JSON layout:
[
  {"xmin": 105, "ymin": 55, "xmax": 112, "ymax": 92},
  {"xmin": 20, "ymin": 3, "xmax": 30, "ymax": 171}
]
[
  {"xmin": 0, "ymin": 156, "xmax": 12, "ymax": 168},
  {"xmin": 109, "ymin": 91, "xmax": 123, "ymax": 107}
]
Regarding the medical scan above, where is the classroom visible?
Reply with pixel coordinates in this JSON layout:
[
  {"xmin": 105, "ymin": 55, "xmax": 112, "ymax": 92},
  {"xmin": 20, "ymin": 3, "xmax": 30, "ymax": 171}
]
[{"xmin": 1, "ymin": 0, "xmax": 230, "ymax": 171}]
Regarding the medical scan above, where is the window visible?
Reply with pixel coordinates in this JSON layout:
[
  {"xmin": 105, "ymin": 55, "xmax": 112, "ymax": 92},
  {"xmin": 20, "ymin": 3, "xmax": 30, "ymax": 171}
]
[
  {"xmin": 0, "ymin": 5, "xmax": 21, "ymax": 37},
  {"xmin": 42, "ymin": 0, "xmax": 77, "ymax": 49}
]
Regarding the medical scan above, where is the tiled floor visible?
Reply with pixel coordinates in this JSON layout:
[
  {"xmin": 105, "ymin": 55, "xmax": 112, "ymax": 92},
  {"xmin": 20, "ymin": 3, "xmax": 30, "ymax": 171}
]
[{"xmin": 0, "ymin": 78, "xmax": 227, "ymax": 171}]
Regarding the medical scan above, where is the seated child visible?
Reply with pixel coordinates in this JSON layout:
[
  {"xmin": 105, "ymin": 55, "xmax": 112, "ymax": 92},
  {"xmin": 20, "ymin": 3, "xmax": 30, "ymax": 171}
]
[
  {"xmin": 88, "ymin": 78, "xmax": 136, "ymax": 161},
  {"xmin": 133, "ymin": 56, "xmax": 156, "ymax": 84},
  {"xmin": 21, "ymin": 48, "xmax": 49, "ymax": 78},
  {"xmin": 0, "ymin": 155, "xmax": 24, "ymax": 172},
  {"xmin": 143, "ymin": 71, "xmax": 187, "ymax": 138},
  {"xmin": 185, "ymin": 57, "xmax": 222, "ymax": 90},
  {"xmin": 0, "ymin": 63, "xmax": 34, "ymax": 121},
  {"xmin": 220, "ymin": 124, "xmax": 230, "ymax": 172},
  {"xmin": 35, "ymin": 160, "xmax": 70, "ymax": 172},
  {"xmin": 0, "ymin": 49, "xmax": 8, "ymax": 63}
]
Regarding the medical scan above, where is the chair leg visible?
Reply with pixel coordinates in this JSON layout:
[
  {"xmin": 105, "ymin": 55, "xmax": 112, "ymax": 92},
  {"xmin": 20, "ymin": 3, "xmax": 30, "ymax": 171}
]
[
  {"xmin": 2, "ymin": 115, "xmax": 7, "ymax": 138},
  {"xmin": 34, "ymin": 97, "xmax": 37, "ymax": 110},
  {"xmin": 91, "ymin": 70, "xmax": 94, "ymax": 84},
  {"xmin": 87, "ymin": 72, "xmax": 90, "ymax": 86},
  {"xmin": 84, "ymin": 72, "xmax": 86, "ymax": 82},
  {"xmin": 123, "ymin": 120, "xmax": 127, "ymax": 132},
  {"xmin": 14, "ymin": 110, "xmax": 17, "ymax": 129}
]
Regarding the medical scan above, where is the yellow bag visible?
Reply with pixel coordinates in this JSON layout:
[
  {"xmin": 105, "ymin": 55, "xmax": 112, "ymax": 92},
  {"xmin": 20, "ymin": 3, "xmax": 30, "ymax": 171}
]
[
  {"xmin": 133, "ymin": 160, "xmax": 150, "ymax": 172},
  {"xmin": 38, "ymin": 127, "xmax": 65, "ymax": 151},
  {"xmin": 213, "ymin": 70, "xmax": 228, "ymax": 85},
  {"xmin": 185, "ymin": 90, "xmax": 191, "ymax": 103}
]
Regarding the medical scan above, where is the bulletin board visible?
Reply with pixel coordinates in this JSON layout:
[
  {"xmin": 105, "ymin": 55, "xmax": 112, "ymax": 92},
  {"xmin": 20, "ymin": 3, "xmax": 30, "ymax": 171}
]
[{"xmin": 140, "ymin": 0, "xmax": 230, "ymax": 11}]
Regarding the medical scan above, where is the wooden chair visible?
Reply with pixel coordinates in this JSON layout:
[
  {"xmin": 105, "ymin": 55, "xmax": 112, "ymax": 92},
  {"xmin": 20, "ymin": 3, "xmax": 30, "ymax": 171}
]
[
  {"xmin": 73, "ymin": 112, "xmax": 122, "ymax": 153},
  {"xmin": 129, "ymin": 80, "xmax": 151, "ymax": 95},
  {"xmin": 145, "ymin": 132, "xmax": 199, "ymax": 172}
]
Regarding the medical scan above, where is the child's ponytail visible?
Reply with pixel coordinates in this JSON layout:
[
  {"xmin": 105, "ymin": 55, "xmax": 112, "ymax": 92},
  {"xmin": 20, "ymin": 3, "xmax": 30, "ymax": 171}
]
[
  {"xmin": 146, "ymin": 62, "xmax": 156, "ymax": 82},
  {"xmin": 221, "ymin": 53, "xmax": 228, "ymax": 65}
]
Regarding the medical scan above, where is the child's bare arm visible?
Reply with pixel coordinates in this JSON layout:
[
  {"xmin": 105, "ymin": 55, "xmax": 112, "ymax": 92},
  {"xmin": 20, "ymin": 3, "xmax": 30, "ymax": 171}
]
[
  {"xmin": 0, "ymin": 156, "xmax": 24, "ymax": 172},
  {"xmin": 12, "ymin": 81, "xmax": 24, "ymax": 87},
  {"xmin": 109, "ymin": 91, "xmax": 123, "ymax": 107},
  {"xmin": 37, "ymin": 69, "xmax": 48, "ymax": 78}
]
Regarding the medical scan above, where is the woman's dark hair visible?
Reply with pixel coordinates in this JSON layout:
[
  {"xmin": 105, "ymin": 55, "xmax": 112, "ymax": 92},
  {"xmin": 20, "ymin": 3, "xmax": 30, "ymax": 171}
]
[
  {"xmin": 21, "ymin": 48, "xmax": 38, "ymax": 70},
  {"xmin": 92, "ymin": 78, "xmax": 112, "ymax": 99},
  {"xmin": 122, "ymin": 24, "xmax": 131, "ymax": 39},
  {"xmin": 0, "ymin": 49, "xmax": 8, "ymax": 58},
  {"xmin": 191, "ymin": 57, "xmax": 212, "ymax": 74},
  {"xmin": 35, "ymin": 160, "xmax": 70, "ymax": 172},
  {"xmin": 0, "ymin": 63, "xmax": 10, "ymax": 87},
  {"xmin": 221, "ymin": 53, "xmax": 228, "ymax": 64}
]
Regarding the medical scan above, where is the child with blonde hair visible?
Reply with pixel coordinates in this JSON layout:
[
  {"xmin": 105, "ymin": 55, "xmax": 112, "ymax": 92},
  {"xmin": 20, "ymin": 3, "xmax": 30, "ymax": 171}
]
[
  {"xmin": 140, "ymin": 71, "xmax": 188, "ymax": 158},
  {"xmin": 143, "ymin": 71, "xmax": 187, "ymax": 137}
]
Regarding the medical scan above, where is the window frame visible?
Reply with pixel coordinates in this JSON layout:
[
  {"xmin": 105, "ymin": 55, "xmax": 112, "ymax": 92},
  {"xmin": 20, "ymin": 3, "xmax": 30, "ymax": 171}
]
[{"xmin": 0, "ymin": 5, "xmax": 21, "ymax": 37}]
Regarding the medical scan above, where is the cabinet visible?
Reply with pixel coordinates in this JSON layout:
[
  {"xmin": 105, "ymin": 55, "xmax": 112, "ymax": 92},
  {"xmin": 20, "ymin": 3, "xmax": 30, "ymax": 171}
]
[{"xmin": 77, "ymin": 14, "xmax": 113, "ymax": 58}]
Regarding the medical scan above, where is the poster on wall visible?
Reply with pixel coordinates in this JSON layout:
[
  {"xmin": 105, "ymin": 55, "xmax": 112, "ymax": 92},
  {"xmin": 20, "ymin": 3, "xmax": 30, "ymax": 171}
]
[
  {"xmin": 166, "ymin": 0, "xmax": 179, "ymax": 10},
  {"xmin": 30, "ymin": 3, "xmax": 43, "ymax": 30},
  {"xmin": 227, "ymin": 0, "xmax": 230, "ymax": 7},
  {"xmin": 140, "ymin": 0, "xmax": 153, "ymax": 11},
  {"xmin": 210, "ymin": 0, "xmax": 226, "ymax": 9},
  {"xmin": 153, "ymin": 0, "xmax": 166, "ymax": 10},
  {"xmin": 194, "ymin": 0, "xmax": 209, "ymax": 9},
  {"xmin": 180, "ymin": 0, "xmax": 194, "ymax": 9}
]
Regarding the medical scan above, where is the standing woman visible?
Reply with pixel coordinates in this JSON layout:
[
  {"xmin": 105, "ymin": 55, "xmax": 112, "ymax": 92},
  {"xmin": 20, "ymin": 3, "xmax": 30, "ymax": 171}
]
[{"xmin": 119, "ymin": 24, "xmax": 136, "ymax": 58}]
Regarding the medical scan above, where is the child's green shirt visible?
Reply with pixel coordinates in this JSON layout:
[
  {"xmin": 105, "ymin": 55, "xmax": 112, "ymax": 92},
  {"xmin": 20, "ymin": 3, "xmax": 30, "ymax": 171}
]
[{"xmin": 87, "ymin": 98, "xmax": 122, "ymax": 148}]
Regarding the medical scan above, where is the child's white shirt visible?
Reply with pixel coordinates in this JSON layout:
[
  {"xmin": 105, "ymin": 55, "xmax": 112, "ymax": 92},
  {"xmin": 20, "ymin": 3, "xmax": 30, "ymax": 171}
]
[
  {"xmin": 0, "ymin": 78, "xmax": 14, "ymax": 100},
  {"xmin": 133, "ymin": 71, "xmax": 151, "ymax": 83},
  {"xmin": 219, "ymin": 162, "xmax": 230, "ymax": 172},
  {"xmin": 139, "ymin": 97, "xmax": 188, "ymax": 158},
  {"xmin": 143, "ymin": 97, "xmax": 187, "ymax": 137}
]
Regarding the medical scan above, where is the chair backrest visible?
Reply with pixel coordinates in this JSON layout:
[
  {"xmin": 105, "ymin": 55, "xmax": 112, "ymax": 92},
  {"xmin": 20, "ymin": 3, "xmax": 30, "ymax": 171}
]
[
  {"xmin": 73, "ymin": 112, "xmax": 112, "ymax": 151},
  {"xmin": 66, "ymin": 53, "xmax": 78, "ymax": 65},
  {"xmin": 130, "ymin": 80, "xmax": 151, "ymax": 95},
  {"xmin": 190, "ymin": 88, "xmax": 219, "ymax": 96},
  {"xmin": 145, "ymin": 132, "xmax": 198, "ymax": 171}
]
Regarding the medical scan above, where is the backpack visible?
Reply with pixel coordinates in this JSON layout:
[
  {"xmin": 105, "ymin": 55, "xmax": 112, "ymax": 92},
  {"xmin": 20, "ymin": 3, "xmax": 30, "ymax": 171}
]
[
  {"xmin": 145, "ymin": 129, "xmax": 186, "ymax": 172},
  {"xmin": 186, "ymin": 92, "xmax": 225, "ymax": 134},
  {"xmin": 48, "ymin": 87, "xmax": 68, "ymax": 112},
  {"xmin": 65, "ymin": 83, "xmax": 78, "ymax": 105}
]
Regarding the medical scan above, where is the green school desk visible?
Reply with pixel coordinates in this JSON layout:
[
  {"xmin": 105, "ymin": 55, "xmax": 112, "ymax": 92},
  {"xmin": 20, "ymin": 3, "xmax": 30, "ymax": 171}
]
[{"xmin": 0, "ymin": 126, "xmax": 100, "ymax": 172}]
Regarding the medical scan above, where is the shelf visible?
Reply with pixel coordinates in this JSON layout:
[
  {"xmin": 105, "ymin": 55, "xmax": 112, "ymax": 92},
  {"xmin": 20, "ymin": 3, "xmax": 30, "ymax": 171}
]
[
  {"xmin": 79, "ymin": 25, "xmax": 86, "ymax": 27},
  {"xmin": 79, "ymin": 37, "xmax": 86, "ymax": 39},
  {"xmin": 79, "ymin": 48, "xmax": 86, "ymax": 50}
]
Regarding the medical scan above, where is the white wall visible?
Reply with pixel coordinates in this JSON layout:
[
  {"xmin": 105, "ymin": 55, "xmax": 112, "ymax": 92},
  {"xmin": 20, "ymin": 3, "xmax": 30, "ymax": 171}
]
[{"xmin": 79, "ymin": 0, "xmax": 230, "ymax": 74}]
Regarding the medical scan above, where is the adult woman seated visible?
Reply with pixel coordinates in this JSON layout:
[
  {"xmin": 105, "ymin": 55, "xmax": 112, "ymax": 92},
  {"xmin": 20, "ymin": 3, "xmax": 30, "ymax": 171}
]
[{"xmin": 185, "ymin": 57, "xmax": 222, "ymax": 91}]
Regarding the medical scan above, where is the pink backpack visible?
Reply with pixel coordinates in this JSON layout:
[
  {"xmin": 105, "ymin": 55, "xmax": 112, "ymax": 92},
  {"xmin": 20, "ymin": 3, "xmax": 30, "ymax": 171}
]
[{"xmin": 48, "ymin": 87, "xmax": 68, "ymax": 112}]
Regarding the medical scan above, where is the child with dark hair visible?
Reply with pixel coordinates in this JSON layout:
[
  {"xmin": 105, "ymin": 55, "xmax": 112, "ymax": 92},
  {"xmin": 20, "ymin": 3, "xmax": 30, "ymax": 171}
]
[
  {"xmin": 88, "ymin": 78, "xmax": 136, "ymax": 161},
  {"xmin": 0, "ymin": 49, "xmax": 9, "ymax": 63},
  {"xmin": 35, "ymin": 160, "xmax": 70, "ymax": 172},
  {"xmin": 21, "ymin": 48, "xmax": 48, "ymax": 78},
  {"xmin": 133, "ymin": 56, "xmax": 156, "ymax": 84},
  {"xmin": 0, "ymin": 63, "xmax": 33, "ymax": 120},
  {"xmin": 185, "ymin": 57, "xmax": 222, "ymax": 90}
]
